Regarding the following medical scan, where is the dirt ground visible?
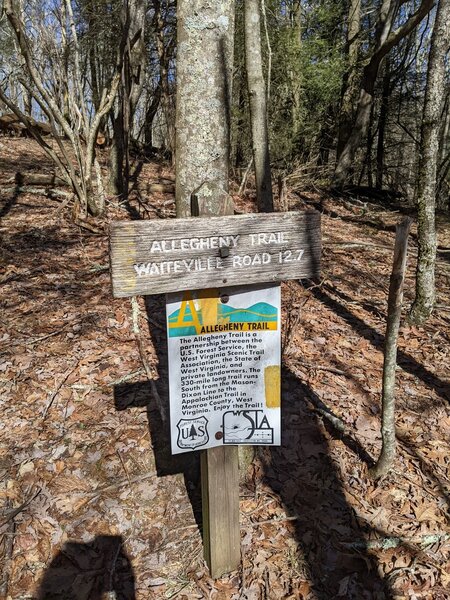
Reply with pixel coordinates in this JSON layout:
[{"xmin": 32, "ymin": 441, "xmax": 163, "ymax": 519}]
[{"xmin": 1, "ymin": 137, "xmax": 450, "ymax": 599}]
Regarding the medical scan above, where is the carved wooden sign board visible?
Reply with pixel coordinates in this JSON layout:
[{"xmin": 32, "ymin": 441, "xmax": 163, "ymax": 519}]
[
  {"xmin": 110, "ymin": 211, "xmax": 321, "ymax": 297},
  {"xmin": 110, "ymin": 211, "xmax": 321, "ymax": 455}
]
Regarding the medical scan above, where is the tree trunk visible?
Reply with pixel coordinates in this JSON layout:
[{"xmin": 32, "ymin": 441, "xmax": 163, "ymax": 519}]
[
  {"xmin": 109, "ymin": 110, "xmax": 125, "ymax": 196},
  {"xmin": 175, "ymin": 0, "xmax": 235, "ymax": 217},
  {"xmin": 337, "ymin": 0, "xmax": 361, "ymax": 159},
  {"xmin": 290, "ymin": 0, "xmax": 302, "ymax": 142},
  {"xmin": 144, "ymin": 82, "xmax": 162, "ymax": 151},
  {"xmin": 371, "ymin": 218, "xmax": 412, "ymax": 479},
  {"xmin": 233, "ymin": 71, "xmax": 246, "ymax": 169},
  {"xmin": 410, "ymin": 0, "xmax": 450, "ymax": 324},
  {"xmin": 154, "ymin": 0, "xmax": 175, "ymax": 157},
  {"xmin": 365, "ymin": 100, "xmax": 376, "ymax": 188},
  {"xmin": 376, "ymin": 58, "xmax": 391, "ymax": 189},
  {"xmin": 437, "ymin": 95, "xmax": 450, "ymax": 206},
  {"xmin": 334, "ymin": 0, "xmax": 435, "ymax": 188},
  {"xmin": 244, "ymin": 0, "xmax": 274, "ymax": 212},
  {"xmin": 109, "ymin": 0, "xmax": 146, "ymax": 198}
]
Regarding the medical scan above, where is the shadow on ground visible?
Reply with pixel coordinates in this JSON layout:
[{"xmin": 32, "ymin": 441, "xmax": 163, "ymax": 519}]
[
  {"xmin": 37, "ymin": 535, "xmax": 136, "ymax": 599},
  {"xmin": 310, "ymin": 283, "xmax": 449, "ymax": 405},
  {"xmin": 114, "ymin": 293, "xmax": 202, "ymax": 528},
  {"xmin": 113, "ymin": 293, "xmax": 392, "ymax": 598},
  {"xmin": 261, "ymin": 367, "xmax": 390, "ymax": 599}
]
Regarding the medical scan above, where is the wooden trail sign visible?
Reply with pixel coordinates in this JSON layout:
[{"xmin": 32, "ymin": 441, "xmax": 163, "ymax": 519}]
[
  {"xmin": 109, "ymin": 208, "xmax": 321, "ymax": 579},
  {"xmin": 110, "ymin": 211, "xmax": 321, "ymax": 297}
]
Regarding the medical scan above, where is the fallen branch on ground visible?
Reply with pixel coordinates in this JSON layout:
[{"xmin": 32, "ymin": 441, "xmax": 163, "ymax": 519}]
[
  {"xmin": 341, "ymin": 533, "xmax": 450, "ymax": 551},
  {"xmin": 42, "ymin": 363, "xmax": 78, "ymax": 419},
  {"xmin": 0, "ymin": 185, "xmax": 72, "ymax": 199},
  {"xmin": 288, "ymin": 362, "xmax": 351, "ymax": 435},
  {"xmin": 288, "ymin": 356, "xmax": 347, "ymax": 376},
  {"xmin": 0, "ymin": 487, "xmax": 41, "ymax": 527},
  {"xmin": 86, "ymin": 470, "xmax": 157, "ymax": 497}
]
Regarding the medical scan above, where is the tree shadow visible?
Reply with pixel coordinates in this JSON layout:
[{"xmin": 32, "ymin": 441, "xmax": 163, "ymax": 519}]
[
  {"xmin": 113, "ymin": 292, "xmax": 393, "ymax": 596},
  {"xmin": 0, "ymin": 151, "xmax": 54, "ymax": 174},
  {"xmin": 308, "ymin": 283, "xmax": 450, "ymax": 405},
  {"xmin": 292, "ymin": 372, "xmax": 375, "ymax": 467},
  {"xmin": 260, "ymin": 367, "xmax": 392, "ymax": 599},
  {"xmin": 37, "ymin": 535, "xmax": 136, "ymax": 600},
  {"xmin": 113, "ymin": 293, "xmax": 202, "ymax": 529},
  {"xmin": 0, "ymin": 186, "xmax": 20, "ymax": 219}
]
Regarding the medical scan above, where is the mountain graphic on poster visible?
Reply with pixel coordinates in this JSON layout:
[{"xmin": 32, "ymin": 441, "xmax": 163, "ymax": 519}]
[{"xmin": 168, "ymin": 301, "xmax": 277, "ymax": 337}]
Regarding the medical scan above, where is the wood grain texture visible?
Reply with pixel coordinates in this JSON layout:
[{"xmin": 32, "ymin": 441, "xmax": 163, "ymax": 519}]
[
  {"xmin": 110, "ymin": 211, "xmax": 321, "ymax": 297},
  {"xmin": 201, "ymin": 445, "xmax": 240, "ymax": 578}
]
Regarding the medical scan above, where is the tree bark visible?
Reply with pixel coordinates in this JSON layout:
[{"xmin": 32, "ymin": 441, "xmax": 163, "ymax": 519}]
[
  {"xmin": 144, "ymin": 82, "xmax": 162, "ymax": 150},
  {"xmin": 175, "ymin": 0, "xmax": 239, "ymax": 579},
  {"xmin": 109, "ymin": 0, "xmax": 146, "ymax": 198},
  {"xmin": 154, "ymin": 0, "xmax": 175, "ymax": 157},
  {"xmin": 244, "ymin": 0, "xmax": 274, "ymax": 212},
  {"xmin": 376, "ymin": 57, "xmax": 391, "ymax": 189},
  {"xmin": 289, "ymin": 0, "xmax": 302, "ymax": 142},
  {"xmin": 109, "ymin": 110, "xmax": 125, "ymax": 196},
  {"xmin": 334, "ymin": 0, "xmax": 435, "ymax": 188},
  {"xmin": 371, "ymin": 217, "xmax": 412, "ymax": 479},
  {"xmin": 337, "ymin": 0, "xmax": 361, "ymax": 159},
  {"xmin": 175, "ymin": 0, "xmax": 235, "ymax": 217},
  {"xmin": 410, "ymin": 0, "xmax": 450, "ymax": 323}
]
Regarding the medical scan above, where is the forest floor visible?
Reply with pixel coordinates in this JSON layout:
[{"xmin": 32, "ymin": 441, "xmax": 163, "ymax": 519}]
[{"xmin": 1, "ymin": 137, "xmax": 450, "ymax": 600}]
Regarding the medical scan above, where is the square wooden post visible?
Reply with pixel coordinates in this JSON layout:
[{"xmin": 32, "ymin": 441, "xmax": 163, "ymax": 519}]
[
  {"xmin": 194, "ymin": 187, "xmax": 241, "ymax": 577},
  {"xmin": 201, "ymin": 446, "xmax": 240, "ymax": 577}
]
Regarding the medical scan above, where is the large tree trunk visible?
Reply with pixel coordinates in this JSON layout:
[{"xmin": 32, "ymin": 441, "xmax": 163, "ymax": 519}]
[
  {"xmin": 333, "ymin": 0, "xmax": 435, "ymax": 188},
  {"xmin": 410, "ymin": 0, "xmax": 450, "ymax": 324},
  {"xmin": 175, "ymin": 0, "xmax": 235, "ymax": 216},
  {"xmin": 376, "ymin": 57, "xmax": 391, "ymax": 189},
  {"xmin": 175, "ymin": 0, "xmax": 238, "ymax": 579},
  {"xmin": 244, "ymin": 0, "xmax": 273, "ymax": 212},
  {"xmin": 336, "ymin": 0, "xmax": 361, "ymax": 159}
]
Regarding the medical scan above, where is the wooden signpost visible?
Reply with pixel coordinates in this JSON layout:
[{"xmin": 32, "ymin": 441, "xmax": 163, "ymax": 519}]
[{"xmin": 110, "ymin": 208, "xmax": 321, "ymax": 577}]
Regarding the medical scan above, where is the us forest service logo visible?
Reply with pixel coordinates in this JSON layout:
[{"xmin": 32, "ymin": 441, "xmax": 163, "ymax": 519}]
[{"xmin": 176, "ymin": 417, "xmax": 209, "ymax": 450}]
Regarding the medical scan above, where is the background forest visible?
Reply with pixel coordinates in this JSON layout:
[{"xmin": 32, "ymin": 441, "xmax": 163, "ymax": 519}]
[
  {"xmin": 1, "ymin": 1, "xmax": 450, "ymax": 599},
  {"xmin": 1, "ymin": 0, "xmax": 448, "ymax": 207}
]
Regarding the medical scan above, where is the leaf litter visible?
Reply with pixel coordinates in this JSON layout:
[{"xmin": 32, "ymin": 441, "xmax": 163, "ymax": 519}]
[{"xmin": 0, "ymin": 138, "xmax": 449, "ymax": 599}]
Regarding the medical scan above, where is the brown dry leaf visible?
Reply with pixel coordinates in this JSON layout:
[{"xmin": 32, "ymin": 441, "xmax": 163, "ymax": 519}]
[
  {"xmin": 53, "ymin": 494, "xmax": 90, "ymax": 514},
  {"xmin": 54, "ymin": 474, "xmax": 93, "ymax": 493},
  {"xmin": 413, "ymin": 499, "xmax": 445, "ymax": 523},
  {"xmin": 2, "ymin": 137, "xmax": 450, "ymax": 600}
]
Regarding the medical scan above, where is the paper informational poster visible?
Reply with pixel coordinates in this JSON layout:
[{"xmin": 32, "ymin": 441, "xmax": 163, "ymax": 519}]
[{"xmin": 166, "ymin": 284, "xmax": 281, "ymax": 454}]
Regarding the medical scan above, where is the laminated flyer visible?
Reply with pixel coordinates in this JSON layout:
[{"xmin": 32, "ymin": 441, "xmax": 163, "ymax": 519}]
[{"xmin": 166, "ymin": 284, "xmax": 281, "ymax": 454}]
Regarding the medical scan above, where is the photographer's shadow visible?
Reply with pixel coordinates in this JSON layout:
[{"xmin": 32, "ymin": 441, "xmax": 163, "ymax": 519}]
[{"xmin": 37, "ymin": 535, "xmax": 135, "ymax": 599}]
